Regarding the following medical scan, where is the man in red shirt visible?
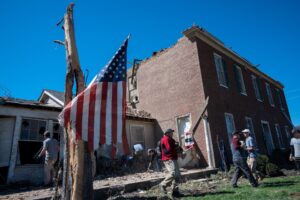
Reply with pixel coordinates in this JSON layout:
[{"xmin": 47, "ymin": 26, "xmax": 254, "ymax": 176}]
[{"xmin": 159, "ymin": 128, "xmax": 182, "ymax": 197}]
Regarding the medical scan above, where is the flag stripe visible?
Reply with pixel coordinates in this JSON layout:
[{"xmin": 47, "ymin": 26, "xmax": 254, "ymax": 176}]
[
  {"xmin": 82, "ymin": 88, "xmax": 90, "ymax": 141},
  {"xmin": 100, "ymin": 82, "xmax": 108, "ymax": 145},
  {"xmin": 111, "ymin": 82, "xmax": 118, "ymax": 158},
  {"xmin": 105, "ymin": 83, "xmax": 112, "ymax": 145},
  {"xmin": 88, "ymin": 83, "xmax": 97, "ymax": 151},
  {"xmin": 122, "ymin": 81, "xmax": 129, "ymax": 154},
  {"xmin": 117, "ymin": 81, "xmax": 123, "ymax": 143},
  {"xmin": 70, "ymin": 96, "xmax": 78, "ymax": 140},
  {"xmin": 64, "ymin": 104, "xmax": 71, "ymax": 127},
  {"xmin": 93, "ymin": 84, "xmax": 102, "ymax": 148},
  {"xmin": 76, "ymin": 93, "xmax": 84, "ymax": 140}
]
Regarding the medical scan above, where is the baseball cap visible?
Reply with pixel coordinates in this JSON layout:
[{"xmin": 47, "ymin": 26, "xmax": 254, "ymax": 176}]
[{"xmin": 164, "ymin": 128, "xmax": 175, "ymax": 134}]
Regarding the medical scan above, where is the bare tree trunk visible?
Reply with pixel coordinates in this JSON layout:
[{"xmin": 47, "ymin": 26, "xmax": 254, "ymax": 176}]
[{"xmin": 61, "ymin": 3, "xmax": 93, "ymax": 200}]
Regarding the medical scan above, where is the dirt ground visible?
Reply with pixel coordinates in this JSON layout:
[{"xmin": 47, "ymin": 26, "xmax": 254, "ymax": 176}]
[
  {"xmin": 0, "ymin": 170, "xmax": 165, "ymax": 200},
  {"xmin": 0, "ymin": 169, "xmax": 299, "ymax": 200}
]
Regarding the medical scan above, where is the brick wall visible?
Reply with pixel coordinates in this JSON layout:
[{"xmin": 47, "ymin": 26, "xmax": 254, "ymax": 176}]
[
  {"xmin": 196, "ymin": 38, "xmax": 293, "ymax": 166},
  {"xmin": 135, "ymin": 37, "xmax": 209, "ymax": 167}
]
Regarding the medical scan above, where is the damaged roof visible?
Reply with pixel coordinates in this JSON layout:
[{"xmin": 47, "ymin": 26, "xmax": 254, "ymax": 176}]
[
  {"xmin": 138, "ymin": 25, "xmax": 284, "ymax": 89},
  {"xmin": 0, "ymin": 97, "xmax": 62, "ymax": 111}
]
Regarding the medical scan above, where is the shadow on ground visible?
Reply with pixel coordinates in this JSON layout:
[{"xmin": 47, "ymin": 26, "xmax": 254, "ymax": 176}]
[{"xmin": 260, "ymin": 180, "xmax": 298, "ymax": 188}]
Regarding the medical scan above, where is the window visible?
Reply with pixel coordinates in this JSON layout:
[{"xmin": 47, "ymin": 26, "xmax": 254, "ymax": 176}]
[
  {"xmin": 284, "ymin": 126, "xmax": 291, "ymax": 142},
  {"xmin": 234, "ymin": 65, "xmax": 247, "ymax": 95},
  {"xmin": 261, "ymin": 121, "xmax": 274, "ymax": 155},
  {"xmin": 276, "ymin": 89, "xmax": 285, "ymax": 110},
  {"xmin": 224, "ymin": 113, "xmax": 235, "ymax": 144},
  {"xmin": 20, "ymin": 119, "xmax": 46, "ymax": 141},
  {"xmin": 19, "ymin": 118, "xmax": 47, "ymax": 164},
  {"xmin": 176, "ymin": 114, "xmax": 191, "ymax": 137},
  {"xmin": 275, "ymin": 124, "xmax": 284, "ymax": 149},
  {"xmin": 214, "ymin": 53, "xmax": 229, "ymax": 87},
  {"xmin": 53, "ymin": 121, "xmax": 63, "ymax": 141},
  {"xmin": 251, "ymin": 75, "xmax": 263, "ymax": 101},
  {"xmin": 130, "ymin": 125, "xmax": 145, "ymax": 151},
  {"xmin": 176, "ymin": 114, "xmax": 191, "ymax": 145},
  {"xmin": 245, "ymin": 117, "xmax": 257, "ymax": 145},
  {"xmin": 265, "ymin": 83, "xmax": 275, "ymax": 107}
]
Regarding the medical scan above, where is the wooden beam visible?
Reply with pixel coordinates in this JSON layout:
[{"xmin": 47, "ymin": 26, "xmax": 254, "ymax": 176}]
[{"xmin": 191, "ymin": 96, "xmax": 209, "ymax": 134}]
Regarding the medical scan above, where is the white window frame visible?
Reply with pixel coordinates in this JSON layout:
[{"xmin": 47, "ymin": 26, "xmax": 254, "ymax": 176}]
[
  {"xmin": 235, "ymin": 65, "xmax": 247, "ymax": 95},
  {"xmin": 214, "ymin": 53, "xmax": 228, "ymax": 88},
  {"xmin": 224, "ymin": 113, "xmax": 236, "ymax": 144},
  {"xmin": 175, "ymin": 113, "xmax": 192, "ymax": 139},
  {"xmin": 251, "ymin": 75, "xmax": 263, "ymax": 102},
  {"xmin": 261, "ymin": 120, "xmax": 275, "ymax": 155},
  {"xmin": 265, "ymin": 83, "xmax": 275, "ymax": 107},
  {"xmin": 245, "ymin": 117, "xmax": 258, "ymax": 148},
  {"xmin": 274, "ymin": 124, "xmax": 284, "ymax": 149}
]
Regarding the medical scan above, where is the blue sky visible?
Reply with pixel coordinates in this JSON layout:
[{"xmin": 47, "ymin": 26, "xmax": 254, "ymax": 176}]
[{"xmin": 0, "ymin": 0, "xmax": 299, "ymax": 125}]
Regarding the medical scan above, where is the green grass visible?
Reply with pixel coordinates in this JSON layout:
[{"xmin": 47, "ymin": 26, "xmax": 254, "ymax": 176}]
[{"xmin": 182, "ymin": 176, "xmax": 300, "ymax": 200}]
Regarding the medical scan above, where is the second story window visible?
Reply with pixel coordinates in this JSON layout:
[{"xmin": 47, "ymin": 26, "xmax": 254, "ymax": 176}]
[
  {"xmin": 234, "ymin": 65, "xmax": 247, "ymax": 95},
  {"xmin": 276, "ymin": 89, "xmax": 285, "ymax": 110},
  {"xmin": 265, "ymin": 83, "xmax": 275, "ymax": 107},
  {"xmin": 251, "ymin": 75, "xmax": 263, "ymax": 101},
  {"xmin": 214, "ymin": 53, "xmax": 229, "ymax": 88}
]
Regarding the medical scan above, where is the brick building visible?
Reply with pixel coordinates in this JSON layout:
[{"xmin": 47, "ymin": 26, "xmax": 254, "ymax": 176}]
[{"xmin": 128, "ymin": 26, "xmax": 293, "ymax": 168}]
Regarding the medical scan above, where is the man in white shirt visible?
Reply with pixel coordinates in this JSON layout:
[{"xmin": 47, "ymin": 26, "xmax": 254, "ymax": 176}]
[{"xmin": 289, "ymin": 126, "xmax": 300, "ymax": 173}]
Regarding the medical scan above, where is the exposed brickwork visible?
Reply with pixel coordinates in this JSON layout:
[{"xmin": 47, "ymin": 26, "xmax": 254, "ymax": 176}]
[{"xmin": 135, "ymin": 37, "xmax": 209, "ymax": 166}]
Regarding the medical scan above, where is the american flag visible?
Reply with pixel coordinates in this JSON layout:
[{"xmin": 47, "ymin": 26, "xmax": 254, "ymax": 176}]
[{"xmin": 59, "ymin": 37, "xmax": 129, "ymax": 158}]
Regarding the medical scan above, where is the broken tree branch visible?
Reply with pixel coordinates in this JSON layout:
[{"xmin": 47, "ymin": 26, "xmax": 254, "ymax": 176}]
[
  {"xmin": 56, "ymin": 17, "xmax": 64, "ymax": 27},
  {"xmin": 53, "ymin": 40, "xmax": 65, "ymax": 46}
]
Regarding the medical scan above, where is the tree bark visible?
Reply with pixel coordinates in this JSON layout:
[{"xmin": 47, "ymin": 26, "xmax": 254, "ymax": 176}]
[{"xmin": 61, "ymin": 3, "xmax": 93, "ymax": 200}]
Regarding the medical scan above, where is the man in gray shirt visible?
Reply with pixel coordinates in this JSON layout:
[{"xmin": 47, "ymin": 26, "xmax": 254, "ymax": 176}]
[
  {"xmin": 38, "ymin": 131, "xmax": 59, "ymax": 186},
  {"xmin": 242, "ymin": 129, "xmax": 260, "ymax": 181}
]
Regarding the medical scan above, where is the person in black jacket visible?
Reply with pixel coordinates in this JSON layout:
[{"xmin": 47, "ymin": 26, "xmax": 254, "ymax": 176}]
[{"xmin": 230, "ymin": 131, "xmax": 258, "ymax": 188}]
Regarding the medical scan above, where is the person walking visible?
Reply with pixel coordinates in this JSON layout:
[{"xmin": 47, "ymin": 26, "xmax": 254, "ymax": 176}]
[
  {"xmin": 230, "ymin": 131, "xmax": 258, "ymax": 188},
  {"xmin": 147, "ymin": 148, "xmax": 161, "ymax": 172},
  {"xmin": 242, "ymin": 129, "xmax": 261, "ymax": 181},
  {"xmin": 159, "ymin": 128, "xmax": 183, "ymax": 197},
  {"xmin": 38, "ymin": 131, "xmax": 59, "ymax": 186},
  {"xmin": 289, "ymin": 126, "xmax": 300, "ymax": 173}
]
